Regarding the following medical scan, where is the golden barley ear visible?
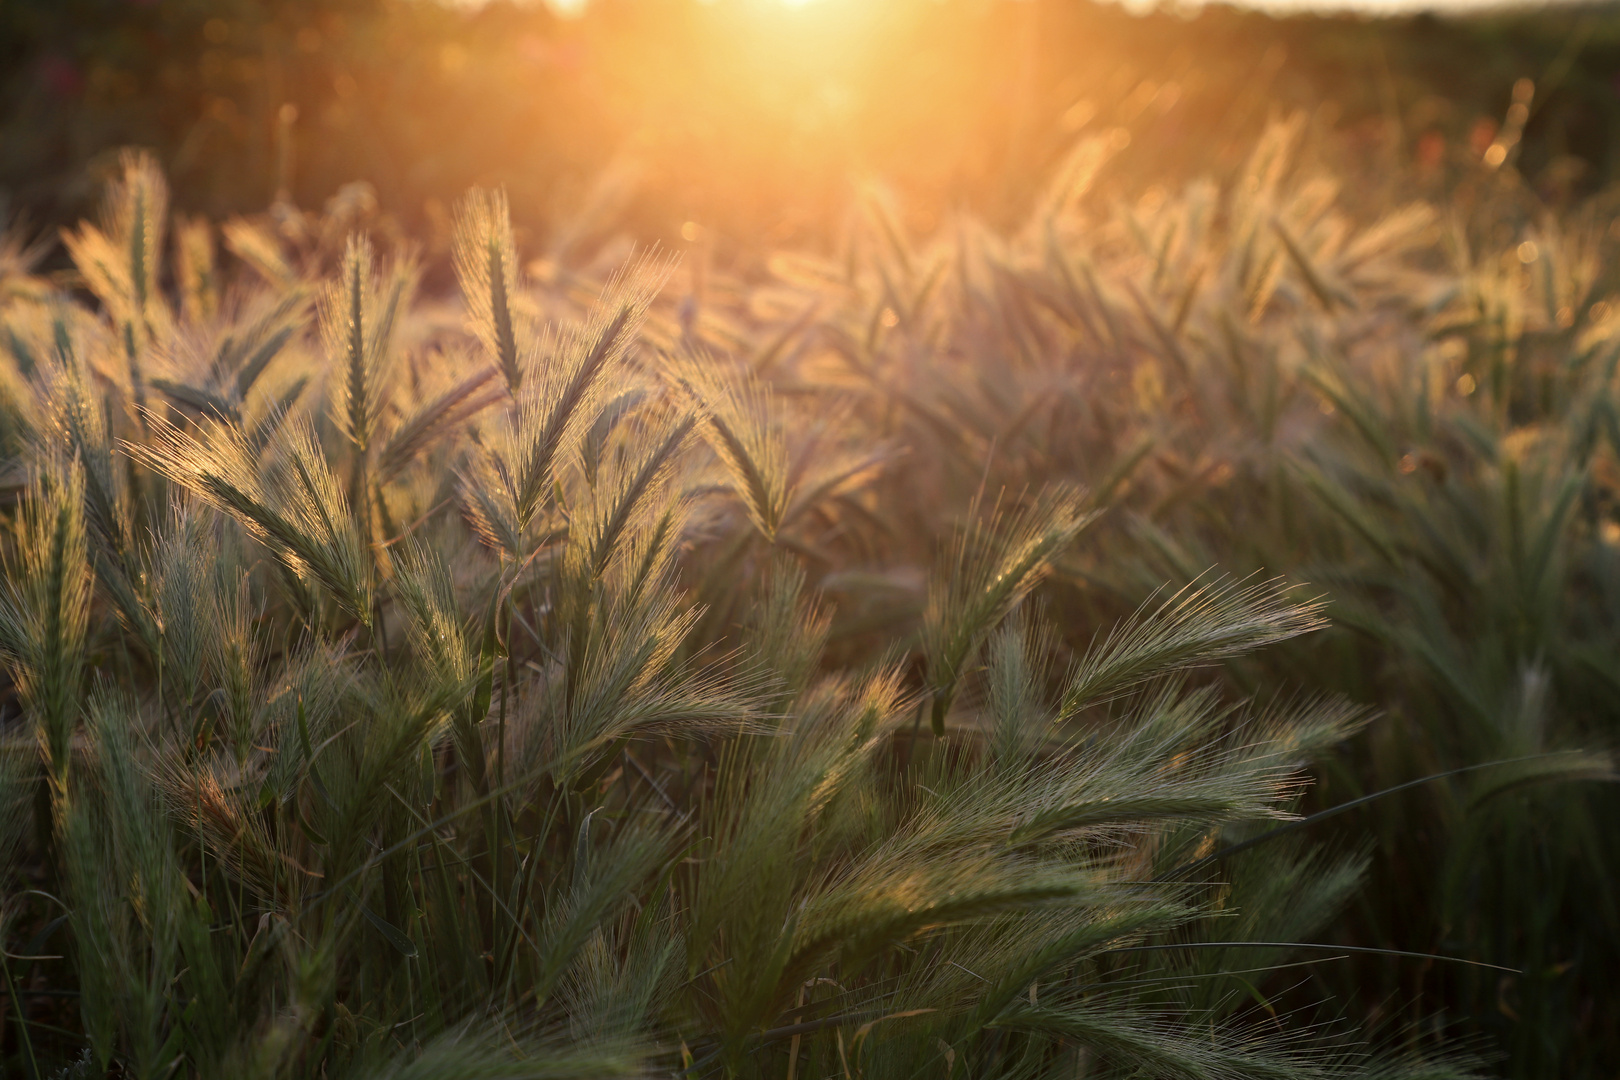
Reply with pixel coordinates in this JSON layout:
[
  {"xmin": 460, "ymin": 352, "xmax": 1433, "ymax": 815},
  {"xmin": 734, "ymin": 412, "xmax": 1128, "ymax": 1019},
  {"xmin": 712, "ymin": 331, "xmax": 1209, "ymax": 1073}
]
[
  {"xmin": 667, "ymin": 349, "xmax": 791, "ymax": 542},
  {"xmin": 173, "ymin": 215, "xmax": 218, "ymax": 325},
  {"xmin": 221, "ymin": 217, "xmax": 299, "ymax": 290},
  {"xmin": 104, "ymin": 150, "xmax": 168, "ymax": 315},
  {"xmin": 56, "ymin": 150, "xmax": 169, "ymax": 330},
  {"xmin": 56, "ymin": 152, "xmax": 172, "ymax": 437},
  {"xmin": 453, "ymin": 187, "xmax": 529, "ymax": 394}
]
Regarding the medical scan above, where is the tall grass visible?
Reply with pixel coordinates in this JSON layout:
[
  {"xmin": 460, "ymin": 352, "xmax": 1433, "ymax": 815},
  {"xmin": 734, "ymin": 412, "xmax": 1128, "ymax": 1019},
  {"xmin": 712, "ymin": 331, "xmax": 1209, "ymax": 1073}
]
[
  {"xmin": 704, "ymin": 116, "xmax": 1618, "ymax": 1076},
  {"xmin": 0, "ymin": 124, "xmax": 1606, "ymax": 1080}
]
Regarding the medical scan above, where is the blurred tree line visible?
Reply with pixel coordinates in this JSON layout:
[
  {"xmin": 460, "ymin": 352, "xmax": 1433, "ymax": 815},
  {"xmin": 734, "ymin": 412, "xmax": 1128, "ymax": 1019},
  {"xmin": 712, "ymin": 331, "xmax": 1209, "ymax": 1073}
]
[{"xmin": 2, "ymin": 0, "xmax": 1619, "ymax": 257}]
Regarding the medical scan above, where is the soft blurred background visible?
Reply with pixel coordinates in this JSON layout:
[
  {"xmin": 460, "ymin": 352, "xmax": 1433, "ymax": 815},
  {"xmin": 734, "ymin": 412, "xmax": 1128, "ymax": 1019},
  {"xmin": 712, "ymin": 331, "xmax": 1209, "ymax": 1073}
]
[{"xmin": 3, "ymin": 0, "xmax": 1619, "ymax": 262}]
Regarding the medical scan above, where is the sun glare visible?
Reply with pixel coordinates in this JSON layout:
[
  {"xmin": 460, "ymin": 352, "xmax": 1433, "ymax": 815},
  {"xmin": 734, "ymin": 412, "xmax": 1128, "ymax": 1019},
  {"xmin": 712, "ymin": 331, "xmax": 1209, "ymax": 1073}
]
[{"xmin": 553, "ymin": 0, "xmax": 827, "ymax": 12}]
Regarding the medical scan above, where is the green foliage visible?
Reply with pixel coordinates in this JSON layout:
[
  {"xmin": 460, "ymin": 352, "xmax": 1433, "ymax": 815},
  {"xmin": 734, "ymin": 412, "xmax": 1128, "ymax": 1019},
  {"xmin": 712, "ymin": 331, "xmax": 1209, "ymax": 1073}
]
[{"xmin": 598, "ymin": 110, "xmax": 1617, "ymax": 1077}]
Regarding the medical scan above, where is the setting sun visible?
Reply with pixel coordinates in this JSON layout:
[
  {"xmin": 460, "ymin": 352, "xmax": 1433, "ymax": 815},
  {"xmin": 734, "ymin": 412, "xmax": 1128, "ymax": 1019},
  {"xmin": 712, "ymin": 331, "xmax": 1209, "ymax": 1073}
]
[{"xmin": 553, "ymin": 0, "xmax": 830, "ymax": 10}]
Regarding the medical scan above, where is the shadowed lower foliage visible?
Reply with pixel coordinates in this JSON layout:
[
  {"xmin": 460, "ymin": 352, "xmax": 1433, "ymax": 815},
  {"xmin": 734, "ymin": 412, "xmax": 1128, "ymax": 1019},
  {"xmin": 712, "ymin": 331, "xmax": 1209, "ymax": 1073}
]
[{"xmin": 0, "ymin": 136, "xmax": 1606, "ymax": 1080}]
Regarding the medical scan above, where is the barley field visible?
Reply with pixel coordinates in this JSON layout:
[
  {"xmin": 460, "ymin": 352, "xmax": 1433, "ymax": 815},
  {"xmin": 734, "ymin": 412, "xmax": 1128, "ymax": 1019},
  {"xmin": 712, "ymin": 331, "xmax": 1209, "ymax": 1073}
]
[{"xmin": 0, "ymin": 2, "xmax": 1617, "ymax": 1078}]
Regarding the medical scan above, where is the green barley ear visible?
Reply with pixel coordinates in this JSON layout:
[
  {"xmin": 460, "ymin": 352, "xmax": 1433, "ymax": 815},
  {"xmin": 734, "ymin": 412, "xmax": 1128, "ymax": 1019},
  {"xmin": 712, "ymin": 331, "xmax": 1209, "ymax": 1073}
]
[
  {"xmin": 392, "ymin": 540, "xmax": 474, "ymax": 686},
  {"xmin": 984, "ymin": 610, "xmax": 1059, "ymax": 772},
  {"xmin": 375, "ymin": 355, "xmax": 501, "ymax": 485},
  {"xmin": 323, "ymin": 232, "xmax": 417, "ymax": 458},
  {"xmin": 0, "ymin": 457, "xmax": 91, "ymax": 790},
  {"xmin": 226, "ymin": 287, "xmax": 312, "ymax": 402},
  {"xmin": 669, "ymin": 350, "xmax": 791, "ymax": 541},
  {"xmin": 41, "ymin": 331, "xmax": 133, "ymax": 562},
  {"xmin": 67, "ymin": 691, "xmax": 200, "ymax": 1078},
  {"xmin": 453, "ymin": 187, "xmax": 529, "ymax": 394},
  {"xmin": 567, "ymin": 411, "xmax": 695, "ymax": 582},
  {"xmin": 1059, "ymin": 575, "xmax": 1327, "ymax": 720},
  {"xmin": 208, "ymin": 566, "xmax": 261, "ymax": 761},
  {"xmin": 458, "ymin": 254, "xmax": 673, "ymax": 554},
  {"xmin": 37, "ymin": 317, "xmax": 166, "ymax": 664},
  {"xmin": 922, "ymin": 487, "xmax": 1094, "ymax": 735},
  {"xmin": 744, "ymin": 557, "xmax": 830, "ymax": 712},
  {"xmin": 151, "ymin": 497, "xmax": 218, "ymax": 712},
  {"xmin": 516, "ymin": 256, "xmax": 672, "ymax": 519},
  {"xmin": 129, "ymin": 415, "xmax": 372, "ymax": 624}
]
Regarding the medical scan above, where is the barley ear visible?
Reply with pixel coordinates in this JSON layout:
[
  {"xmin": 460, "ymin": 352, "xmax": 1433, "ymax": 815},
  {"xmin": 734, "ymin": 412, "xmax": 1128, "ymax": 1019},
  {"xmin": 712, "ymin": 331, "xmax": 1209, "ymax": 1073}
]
[
  {"xmin": 669, "ymin": 351, "xmax": 791, "ymax": 541},
  {"xmin": 0, "ymin": 457, "xmax": 92, "ymax": 790},
  {"xmin": 1059, "ymin": 575, "xmax": 1328, "ymax": 719},
  {"xmin": 453, "ymin": 187, "xmax": 527, "ymax": 394},
  {"xmin": 922, "ymin": 488, "xmax": 1094, "ymax": 735}
]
